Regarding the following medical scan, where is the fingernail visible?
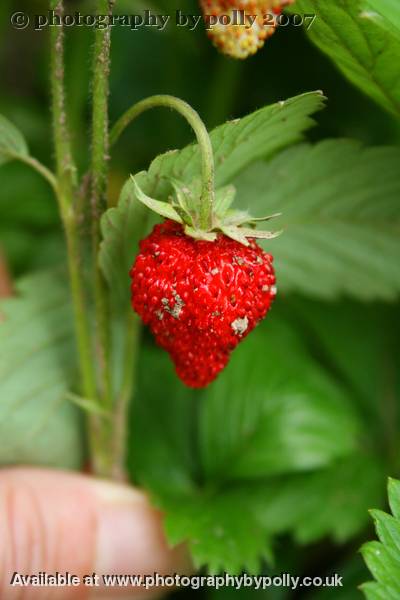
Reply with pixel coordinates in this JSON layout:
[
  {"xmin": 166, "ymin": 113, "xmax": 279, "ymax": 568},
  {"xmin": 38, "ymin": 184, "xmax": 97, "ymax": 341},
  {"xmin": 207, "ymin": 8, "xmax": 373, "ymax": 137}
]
[{"xmin": 92, "ymin": 480, "xmax": 186, "ymax": 581}]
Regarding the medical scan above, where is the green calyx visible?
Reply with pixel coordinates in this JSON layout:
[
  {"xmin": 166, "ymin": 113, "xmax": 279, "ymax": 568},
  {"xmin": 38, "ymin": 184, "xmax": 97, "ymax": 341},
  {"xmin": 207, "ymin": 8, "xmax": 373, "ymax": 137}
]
[{"xmin": 131, "ymin": 173, "xmax": 282, "ymax": 246}]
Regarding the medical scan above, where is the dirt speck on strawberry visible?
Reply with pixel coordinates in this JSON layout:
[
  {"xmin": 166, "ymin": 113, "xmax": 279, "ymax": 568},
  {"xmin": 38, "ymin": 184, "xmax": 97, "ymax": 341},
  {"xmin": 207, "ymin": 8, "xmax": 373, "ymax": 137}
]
[
  {"xmin": 130, "ymin": 220, "xmax": 276, "ymax": 388},
  {"xmin": 231, "ymin": 316, "xmax": 249, "ymax": 335}
]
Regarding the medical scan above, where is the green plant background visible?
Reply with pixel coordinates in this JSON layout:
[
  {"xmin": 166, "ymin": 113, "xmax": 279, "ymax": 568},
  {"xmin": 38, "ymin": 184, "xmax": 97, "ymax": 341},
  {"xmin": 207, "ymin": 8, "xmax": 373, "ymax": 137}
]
[{"xmin": 1, "ymin": 0, "xmax": 400, "ymax": 598}]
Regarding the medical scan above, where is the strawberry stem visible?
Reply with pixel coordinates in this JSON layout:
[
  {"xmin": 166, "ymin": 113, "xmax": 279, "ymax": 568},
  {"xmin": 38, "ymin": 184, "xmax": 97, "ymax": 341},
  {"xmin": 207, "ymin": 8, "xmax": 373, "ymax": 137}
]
[{"xmin": 110, "ymin": 95, "xmax": 215, "ymax": 230}]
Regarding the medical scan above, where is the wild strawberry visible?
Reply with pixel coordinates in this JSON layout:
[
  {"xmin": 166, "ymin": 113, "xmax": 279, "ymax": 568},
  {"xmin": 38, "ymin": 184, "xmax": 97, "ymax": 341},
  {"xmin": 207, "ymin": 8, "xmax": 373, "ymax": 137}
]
[
  {"xmin": 200, "ymin": 0, "xmax": 294, "ymax": 59},
  {"xmin": 129, "ymin": 176, "xmax": 280, "ymax": 388},
  {"xmin": 130, "ymin": 220, "xmax": 276, "ymax": 387}
]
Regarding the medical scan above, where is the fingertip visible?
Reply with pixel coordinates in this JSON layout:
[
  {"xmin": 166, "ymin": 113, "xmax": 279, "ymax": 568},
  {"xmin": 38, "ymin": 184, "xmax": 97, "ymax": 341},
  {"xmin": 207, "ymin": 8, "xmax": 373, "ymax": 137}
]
[
  {"xmin": 92, "ymin": 479, "xmax": 191, "ymax": 596},
  {"xmin": 0, "ymin": 469, "xmax": 191, "ymax": 599}
]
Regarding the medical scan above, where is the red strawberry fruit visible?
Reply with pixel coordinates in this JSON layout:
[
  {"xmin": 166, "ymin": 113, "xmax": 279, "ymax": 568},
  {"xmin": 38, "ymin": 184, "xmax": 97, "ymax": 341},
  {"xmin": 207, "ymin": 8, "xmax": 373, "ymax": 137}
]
[
  {"xmin": 129, "ymin": 176, "xmax": 280, "ymax": 388},
  {"xmin": 130, "ymin": 220, "xmax": 276, "ymax": 388}
]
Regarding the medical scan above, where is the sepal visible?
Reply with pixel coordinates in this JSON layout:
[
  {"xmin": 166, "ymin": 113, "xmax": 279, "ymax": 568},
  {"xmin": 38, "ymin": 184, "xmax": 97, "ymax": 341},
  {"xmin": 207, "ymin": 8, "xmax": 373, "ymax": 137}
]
[
  {"xmin": 168, "ymin": 177, "xmax": 195, "ymax": 226},
  {"xmin": 184, "ymin": 225, "xmax": 218, "ymax": 242},
  {"xmin": 131, "ymin": 173, "xmax": 282, "ymax": 246},
  {"xmin": 131, "ymin": 174, "xmax": 183, "ymax": 224},
  {"xmin": 214, "ymin": 185, "xmax": 237, "ymax": 217}
]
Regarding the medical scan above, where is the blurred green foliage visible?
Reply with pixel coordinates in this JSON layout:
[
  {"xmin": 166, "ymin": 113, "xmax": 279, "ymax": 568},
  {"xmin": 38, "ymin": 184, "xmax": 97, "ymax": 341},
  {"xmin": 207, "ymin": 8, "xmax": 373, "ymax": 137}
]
[{"xmin": 1, "ymin": 0, "xmax": 400, "ymax": 598}]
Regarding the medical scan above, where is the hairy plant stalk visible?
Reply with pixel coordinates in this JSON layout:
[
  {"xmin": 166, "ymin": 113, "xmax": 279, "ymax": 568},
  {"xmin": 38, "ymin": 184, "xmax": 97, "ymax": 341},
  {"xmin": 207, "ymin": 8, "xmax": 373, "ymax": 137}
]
[
  {"xmin": 110, "ymin": 95, "xmax": 215, "ymax": 229},
  {"xmin": 90, "ymin": 0, "xmax": 114, "ymax": 410},
  {"xmin": 49, "ymin": 0, "xmax": 110, "ymax": 476},
  {"xmin": 87, "ymin": 0, "xmax": 130, "ymax": 479},
  {"xmin": 112, "ymin": 313, "xmax": 141, "ymax": 482},
  {"xmin": 49, "ymin": 2, "xmax": 77, "ymax": 203}
]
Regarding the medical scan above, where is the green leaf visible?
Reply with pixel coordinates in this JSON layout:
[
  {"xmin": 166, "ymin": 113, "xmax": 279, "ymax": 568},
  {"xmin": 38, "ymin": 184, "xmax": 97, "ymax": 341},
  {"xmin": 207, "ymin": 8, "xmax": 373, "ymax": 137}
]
[
  {"xmin": 256, "ymin": 454, "xmax": 384, "ymax": 544},
  {"xmin": 129, "ymin": 348, "xmax": 274, "ymax": 574},
  {"xmin": 128, "ymin": 345, "xmax": 199, "ymax": 496},
  {"xmin": 0, "ymin": 114, "xmax": 29, "ymax": 166},
  {"xmin": 282, "ymin": 298, "xmax": 400, "ymax": 460},
  {"xmin": 129, "ymin": 317, "xmax": 382, "ymax": 573},
  {"xmin": 361, "ymin": 581, "xmax": 390, "ymax": 600},
  {"xmin": 156, "ymin": 454, "xmax": 382, "ymax": 574},
  {"xmin": 361, "ymin": 542, "xmax": 400, "ymax": 598},
  {"xmin": 293, "ymin": 0, "xmax": 400, "ymax": 117},
  {"xmin": 99, "ymin": 174, "xmax": 149, "ymax": 304},
  {"xmin": 234, "ymin": 140, "xmax": 400, "ymax": 300},
  {"xmin": 363, "ymin": 1, "xmax": 400, "ymax": 42},
  {"xmin": 200, "ymin": 318, "xmax": 361, "ymax": 481},
  {"xmin": 160, "ymin": 488, "xmax": 273, "ymax": 575},
  {"xmin": 369, "ymin": 0, "xmax": 400, "ymax": 31},
  {"xmin": 370, "ymin": 510, "xmax": 400, "ymax": 555},
  {"xmin": 0, "ymin": 270, "xmax": 83, "ymax": 469},
  {"xmin": 388, "ymin": 478, "xmax": 400, "ymax": 520},
  {"xmin": 361, "ymin": 478, "xmax": 400, "ymax": 599}
]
